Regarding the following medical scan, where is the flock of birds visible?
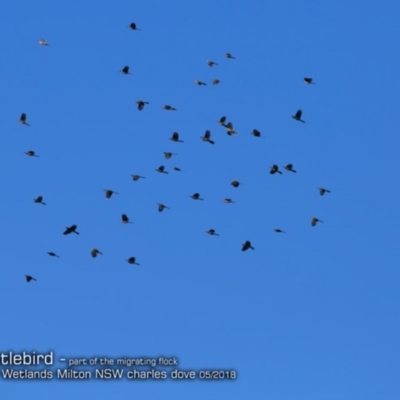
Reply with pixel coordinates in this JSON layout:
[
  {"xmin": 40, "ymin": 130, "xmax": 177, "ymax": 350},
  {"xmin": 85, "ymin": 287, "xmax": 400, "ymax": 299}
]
[{"xmin": 21, "ymin": 22, "xmax": 331, "ymax": 283}]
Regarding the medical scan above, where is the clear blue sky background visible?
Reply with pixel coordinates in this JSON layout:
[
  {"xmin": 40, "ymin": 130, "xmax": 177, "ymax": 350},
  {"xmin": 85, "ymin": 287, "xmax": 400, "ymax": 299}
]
[{"xmin": 1, "ymin": 1, "xmax": 400, "ymax": 399}]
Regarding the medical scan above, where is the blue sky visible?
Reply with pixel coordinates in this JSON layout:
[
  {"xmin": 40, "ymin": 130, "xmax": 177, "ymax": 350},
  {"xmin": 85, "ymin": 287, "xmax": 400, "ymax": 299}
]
[{"xmin": 1, "ymin": 0, "xmax": 400, "ymax": 399}]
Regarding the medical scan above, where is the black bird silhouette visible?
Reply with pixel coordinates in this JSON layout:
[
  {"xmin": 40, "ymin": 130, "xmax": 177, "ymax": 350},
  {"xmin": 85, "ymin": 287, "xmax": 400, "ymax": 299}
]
[
  {"xmin": 38, "ymin": 39, "xmax": 49, "ymax": 46},
  {"xmin": 251, "ymin": 129, "xmax": 261, "ymax": 137},
  {"xmin": 194, "ymin": 80, "xmax": 207, "ymax": 86},
  {"xmin": 128, "ymin": 22, "xmax": 141, "ymax": 30},
  {"xmin": 241, "ymin": 240, "xmax": 254, "ymax": 251},
  {"xmin": 63, "ymin": 224, "xmax": 79, "ymax": 235},
  {"xmin": 163, "ymin": 105, "xmax": 176, "ymax": 111},
  {"xmin": 47, "ymin": 252, "xmax": 60, "ymax": 258},
  {"xmin": 173, "ymin": 167, "xmax": 182, "ymax": 171},
  {"xmin": 304, "ymin": 77, "xmax": 316, "ymax": 84},
  {"xmin": 270, "ymin": 165, "xmax": 282, "ymax": 174},
  {"xmin": 131, "ymin": 174, "xmax": 145, "ymax": 181},
  {"xmin": 121, "ymin": 214, "xmax": 133, "ymax": 224},
  {"xmin": 226, "ymin": 122, "xmax": 237, "ymax": 135},
  {"xmin": 156, "ymin": 165, "xmax": 168, "ymax": 174},
  {"xmin": 19, "ymin": 113, "xmax": 31, "ymax": 126},
  {"xmin": 207, "ymin": 229, "xmax": 219, "ymax": 236},
  {"xmin": 104, "ymin": 189, "xmax": 119, "ymax": 199},
  {"xmin": 34, "ymin": 195, "xmax": 46, "ymax": 205},
  {"xmin": 170, "ymin": 132, "xmax": 183, "ymax": 142},
  {"xmin": 120, "ymin": 66, "xmax": 131, "ymax": 74},
  {"xmin": 225, "ymin": 53, "xmax": 236, "ymax": 59},
  {"xmin": 191, "ymin": 193, "xmax": 204, "ymax": 200},
  {"xmin": 25, "ymin": 275, "xmax": 36, "ymax": 282},
  {"xmin": 318, "ymin": 188, "xmax": 331, "ymax": 196},
  {"xmin": 157, "ymin": 203, "xmax": 170, "ymax": 212},
  {"xmin": 212, "ymin": 79, "xmax": 220, "ymax": 85},
  {"xmin": 91, "ymin": 248, "xmax": 103, "ymax": 258},
  {"xmin": 274, "ymin": 229, "xmax": 287, "ymax": 233},
  {"xmin": 25, "ymin": 151, "xmax": 39, "ymax": 157},
  {"xmin": 136, "ymin": 100, "xmax": 149, "ymax": 110},
  {"xmin": 284, "ymin": 164, "xmax": 297, "ymax": 173},
  {"xmin": 224, "ymin": 198, "xmax": 235, "ymax": 203},
  {"xmin": 231, "ymin": 180, "xmax": 240, "ymax": 188},
  {"xmin": 207, "ymin": 60, "xmax": 218, "ymax": 67},
  {"xmin": 292, "ymin": 109, "xmax": 305, "ymax": 123},
  {"xmin": 201, "ymin": 130, "xmax": 215, "ymax": 144},
  {"xmin": 164, "ymin": 152, "xmax": 176, "ymax": 159},
  {"xmin": 311, "ymin": 217, "xmax": 323, "ymax": 227},
  {"xmin": 218, "ymin": 116, "xmax": 227, "ymax": 126},
  {"xmin": 126, "ymin": 257, "xmax": 140, "ymax": 265}
]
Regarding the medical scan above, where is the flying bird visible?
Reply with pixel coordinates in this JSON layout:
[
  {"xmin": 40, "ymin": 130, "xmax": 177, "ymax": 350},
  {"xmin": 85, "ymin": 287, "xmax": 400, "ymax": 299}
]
[
  {"xmin": 311, "ymin": 217, "xmax": 323, "ymax": 227},
  {"xmin": 207, "ymin": 60, "xmax": 218, "ymax": 67},
  {"xmin": 207, "ymin": 229, "xmax": 219, "ymax": 236},
  {"xmin": 121, "ymin": 214, "xmax": 133, "ymax": 224},
  {"xmin": 251, "ymin": 129, "xmax": 261, "ymax": 137},
  {"xmin": 91, "ymin": 248, "xmax": 103, "ymax": 258},
  {"xmin": 156, "ymin": 165, "xmax": 168, "ymax": 174},
  {"xmin": 25, "ymin": 151, "xmax": 39, "ymax": 157},
  {"xmin": 19, "ymin": 113, "xmax": 31, "ymax": 126},
  {"xmin": 226, "ymin": 122, "xmax": 237, "ymax": 135},
  {"xmin": 157, "ymin": 203, "xmax": 170, "ymax": 212},
  {"xmin": 318, "ymin": 188, "xmax": 331, "ymax": 196},
  {"xmin": 201, "ymin": 130, "xmax": 215, "ymax": 144},
  {"xmin": 231, "ymin": 180, "xmax": 240, "ymax": 188},
  {"xmin": 120, "ymin": 66, "xmax": 131, "ymax": 74},
  {"xmin": 170, "ymin": 132, "xmax": 183, "ymax": 142},
  {"xmin": 218, "ymin": 116, "xmax": 227, "ymax": 126},
  {"xmin": 34, "ymin": 195, "xmax": 46, "ymax": 205},
  {"xmin": 25, "ymin": 275, "xmax": 36, "ymax": 282},
  {"xmin": 212, "ymin": 79, "xmax": 220, "ymax": 85},
  {"xmin": 104, "ymin": 189, "xmax": 119, "ymax": 199},
  {"xmin": 292, "ymin": 109, "xmax": 305, "ymax": 123},
  {"xmin": 136, "ymin": 100, "xmax": 149, "ymax": 110},
  {"xmin": 126, "ymin": 257, "xmax": 140, "ymax": 265},
  {"xmin": 173, "ymin": 167, "xmax": 182, "ymax": 171},
  {"xmin": 63, "ymin": 224, "xmax": 79, "ymax": 235},
  {"xmin": 131, "ymin": 174, "xmax": 145, "ymax": 181},
  {"xmin": 163, "ymin": 105, "xmax": 176, "ymax": 111},
  {"xmin": 304, "ymin": 77, "xmax": 316, "ymax": 84},
  {"xmin": 191, "ymin": 193, "xmax": 204, "ymax": 200},
  {"xmin": 194, "ymin": 80, "xmax": 207, "ymax": 86},
  {"xmin": 224, "ymin": 198, "xmax": 235, "ymax": 203},
  {"xmin": 225, "ymin": 53, "xmax": 236, "ymax": 59},
  {"xmin": 241, "ymin": 240, "xmax": 254, "ymax": 251},
  {"xmin": 38, "ymin": 39, "xmax": 49, "ymax": 46},
  {"xmin": 274, "ymin": 229, "xmax": 287, "ymax": 233},
  {"xmin": 47, "ymin": 252, "xmax": 60, "ymax": 258},
  {"xmin": 270, "ymin": 165, "xmax": 282, "ymax": 174},
  {"xmin": 128, "ymin": 22, "xmax": 141, "ymax": 30},
  {"xmin": 284, "ymin": 164, "xmax": 297, "ymax": 173},
  {"xmin": 164, "ymin": 152, "xmax": 176, "ymax": 159}
]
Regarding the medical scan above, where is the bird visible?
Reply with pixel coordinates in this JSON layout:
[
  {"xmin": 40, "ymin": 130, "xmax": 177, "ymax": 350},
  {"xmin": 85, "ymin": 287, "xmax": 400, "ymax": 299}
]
[
  {"xmin": 274, "ymin": 229, "xmax": 286, "ymax": 233},
  {"xmin": 34, "ymin": 195, "xmax": 46, "ymax": 205},
  {"xmin": 173, "ymin": 167, "xmax": 182, "ymax": 171},
  {"xmin": 25, "ymin": 151, "xmax": 39, "ymax": 157},
  {"xmin": 91, "ymin": 248, "xmax": 103, "ymax": 258},
  {"xmin": 270, "ymin": 165, "xmax": 282, "ymax": 174},
  {"xmin": 241, "ymin": 240, "xmax": 254, "ymax": 251},
  {"xmin": 104, "ymin": 189, "xmax": 119, "ymax": 199},
  {"xmin": 47, "ymin": 252, "xmax": 60, "ymax": 258},
  {"xmin": 25, "ymin": 275, "xmax": 37, "ymax": 282},
  {"xmin": 164, "ymin": 152, "xmax": 176, "ymax": 159},
  {"xmin": 63, "ymin": 224, "xmax": 79, "ymax": 235},
  {"xmin": 223, "ymin": 198, "xmax": 235, "ymax": 203},
  {"xmin": 251, "ymin": 129, "xmax": 261, "ymax": 137},
  {"xmin": 38, "ymin": 39, "xmax": 49, "ymax": 46},
  {"xmin": 225, "ymin": 53, "xmax": 236, "ymax": 59},
  {"xmin": 201, "ymin": 130, "xmax": 215, "ymax": 144},
  {"xmin": 121, "ymin": 214, "xmax": 133, "ymax": 224},
  {"xmin": 218, "ymin": 116, "xmax": 227, "ymax": 126},
  {"xmin": 128, "ymin": 22, "xmax": 141, "ymax": 30},
  {"xmin": 292, "ymin": 109, "xmax": 305, "ymax": 123},
  {"xmin": 163, "ymin": 105, "xmax": 176, "ymax": 111},
  {"xmin": 136, "ymin": 100, "xmax": 149, "ymax": 110},
  {"xmin": 318, "ymin": 188, "xmax": 331, "ymax": 196},
  {"xmin": 212, "ymin": 79, "xmax": 220, "ymax": 85},
  {"xmin": 207, "ymin": 229, "xmax": 219, "ymax": 236},
  {"xmin": 191, "ymin": 193, "xmax": 204, "ymax": 200},
  {"xmin": 157, "ymin": 203, "xmax": 170, "ymax": 212},
  {"xmin": 231, "ymin": 180, "xmax": 240, "ymax": 188},
  {"xmin": 126, "ymin": 257, "xmax": 140, "ymax": 265},
  {"xmin": 207, "ymin": 60, "xmax": 218, "ymax": 67},
  {"xmin": 194, "ymin": 80, "xmax": 207, "ymax": 86},
  {"xmin": 284, "ymin": 164, "xmax": 297, "ymax": 173},
  {"xmin": 19, "ymin": 113, "xmax": 31, "ymax": 126},
  {"xmin": 304, "ymin": 77, "xmax": 316, "ymax": 84},
  {"xmin": 120, "ymin": 66, "xmax": 131, "ymax": 74},
  {"xmin": 131, "ymin": 174, "xmax": 145, "ymax": 181},
  {"xmin": 311, "ymin": 217, "xmax": 323, "ymax": 227},
  {"xmin": 170, "ymin": 132, "xmax": 183, "ymax": 142},
  {"xmin": 226, "ymin": 122, "xmax": 237, "ymax": 135},
  {"xmin": 156, "ymin": 165, "xmax": 168, "ymax": 174}
]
